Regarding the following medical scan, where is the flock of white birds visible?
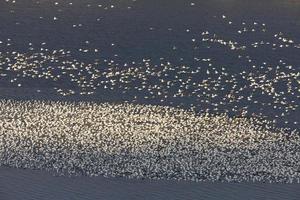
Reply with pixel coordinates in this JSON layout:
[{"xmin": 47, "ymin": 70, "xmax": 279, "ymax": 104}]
[
  {"xmin": 1, "ymin": 26, "xmax": 299, "ymax": 128},
  {"xmin": 1, "ymin": 0, "xmax": 299, "ymax": 129},
  {"xmin": 0, "ymin": 100, "xmax": 300, "ymax": 183},
  {"xmin": 0, "ymin": 0, "xmax": 299, "ymax": 183}
]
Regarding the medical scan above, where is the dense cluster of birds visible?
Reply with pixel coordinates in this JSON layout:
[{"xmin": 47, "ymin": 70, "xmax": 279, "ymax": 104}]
[{"xmin": 0, "ymin": 100, "xmax": 300, "ymax": 183}]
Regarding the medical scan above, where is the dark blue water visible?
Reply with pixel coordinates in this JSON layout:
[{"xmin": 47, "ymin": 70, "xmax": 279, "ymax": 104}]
[{"xmin": 0, "ymin": 0, "xmax": 299, "ymax": 130}]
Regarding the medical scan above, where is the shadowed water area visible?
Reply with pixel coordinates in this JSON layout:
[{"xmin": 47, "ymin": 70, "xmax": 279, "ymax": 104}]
[{"xmin": 1, "ymin": 166, "xmax": 300, "ymax": 200}]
